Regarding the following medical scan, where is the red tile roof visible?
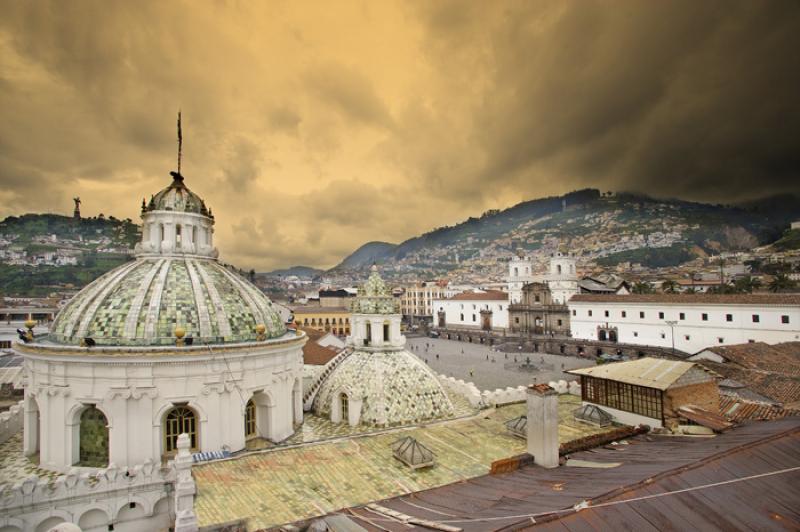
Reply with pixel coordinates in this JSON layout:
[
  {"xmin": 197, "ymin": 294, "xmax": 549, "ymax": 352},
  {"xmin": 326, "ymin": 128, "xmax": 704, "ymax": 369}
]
[
  {"xmin": 302, "ymin": 340, "xmax": 340, "ymax": 366},
  {"xmin": 718, "ymin": 395, "xmax": 800, "ymax": 423},
  {"xmin": 569, "ymin": 293, "xmax": 800, "ymax": 305},
  {"xmin": 701, "ymin": 342, "xmax": 800, "ymax": 376},
  {"xmin": 447, "ymin": 290, "xmax": 508, "ymax": 301}
]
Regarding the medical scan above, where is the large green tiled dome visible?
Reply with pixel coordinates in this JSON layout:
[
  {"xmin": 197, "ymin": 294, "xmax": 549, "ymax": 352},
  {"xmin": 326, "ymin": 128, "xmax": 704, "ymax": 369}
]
[{"xmin": 50, "ymin": 257, "xmax": 285, "ymax": 346}]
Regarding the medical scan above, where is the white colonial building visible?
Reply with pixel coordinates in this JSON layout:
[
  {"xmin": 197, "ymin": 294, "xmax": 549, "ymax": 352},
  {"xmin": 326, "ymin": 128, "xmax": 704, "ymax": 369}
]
[
  {"xmin": 433, "ymin": 290, "xmax": 510, "ymax": 331},
  {"xmin": 6, "ymin": 168, "xmax": 306, "ymax": 532},
  {"xmin": 568, "ymin": 294, "xmax": 800, "ymax": 354}
]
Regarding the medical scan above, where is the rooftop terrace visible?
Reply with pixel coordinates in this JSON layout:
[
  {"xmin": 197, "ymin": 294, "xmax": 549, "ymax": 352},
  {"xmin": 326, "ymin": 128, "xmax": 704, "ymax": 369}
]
[{"xmin": 192, "ymin": 395, "xmax": 610, "ymax": 530}]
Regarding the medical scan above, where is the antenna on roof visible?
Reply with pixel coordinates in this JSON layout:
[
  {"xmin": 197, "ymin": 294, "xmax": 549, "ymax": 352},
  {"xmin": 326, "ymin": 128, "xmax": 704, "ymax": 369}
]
[{"xmin": 177, "ymin": 110, "xmax": 183, "ymax": 175}]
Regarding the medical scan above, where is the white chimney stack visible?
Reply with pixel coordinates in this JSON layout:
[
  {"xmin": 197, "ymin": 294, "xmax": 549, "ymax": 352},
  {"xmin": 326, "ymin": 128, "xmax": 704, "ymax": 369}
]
[{"xmin": 527, "ymin": 383, "xmax": 560, "ymax": 468}]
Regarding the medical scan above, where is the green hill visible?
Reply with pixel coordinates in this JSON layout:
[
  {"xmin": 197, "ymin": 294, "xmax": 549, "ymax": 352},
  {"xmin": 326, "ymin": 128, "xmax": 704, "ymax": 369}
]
[{"xmin": 0, "ymin": 214, "xmax": 139, "ymax": 296}]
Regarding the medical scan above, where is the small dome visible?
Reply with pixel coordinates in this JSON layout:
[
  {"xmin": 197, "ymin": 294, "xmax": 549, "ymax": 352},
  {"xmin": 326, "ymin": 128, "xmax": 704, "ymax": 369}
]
[
  {"xmin": 144, "ymin": 172, "xmax": 211, "ymax": 217},
  {"xmin": 313, "ymin": 349, "xmax": 454, "ymax": 426},
  {"xmin": 50, "ymin": 257, "xmax": 285, "ymax": 346}
]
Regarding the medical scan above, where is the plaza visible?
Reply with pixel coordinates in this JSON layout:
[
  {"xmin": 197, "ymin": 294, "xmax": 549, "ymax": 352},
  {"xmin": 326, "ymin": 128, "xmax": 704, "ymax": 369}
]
[{"xmin": 405, "ymin": 336, "xmax": 595, "ymax": 391}]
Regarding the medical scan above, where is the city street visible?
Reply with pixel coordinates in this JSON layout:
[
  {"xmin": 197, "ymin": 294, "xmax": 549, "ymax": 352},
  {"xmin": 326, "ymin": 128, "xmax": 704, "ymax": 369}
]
[{"xmin": 406, "ymin": 336, "xmax": 595, "ymax": 391}]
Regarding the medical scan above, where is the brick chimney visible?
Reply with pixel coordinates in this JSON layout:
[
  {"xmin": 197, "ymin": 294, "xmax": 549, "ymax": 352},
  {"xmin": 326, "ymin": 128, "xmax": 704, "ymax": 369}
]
[{"xmin": 527, "ymin": 383, "xmax": 559, "ymax": 468}]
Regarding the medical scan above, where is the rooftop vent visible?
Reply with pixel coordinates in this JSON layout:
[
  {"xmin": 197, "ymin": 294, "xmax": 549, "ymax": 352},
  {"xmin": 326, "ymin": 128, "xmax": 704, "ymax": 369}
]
[
  {"xmin": 573, "ymin": 404, "xmax": 614, "ymax": 427},
  {"xmin": 505, "ymin": 415, "xmax": 527, "ymax": 439},
  {"xmin": 391, "ymin": 436, "xmax": 435, "ymax": 470}
]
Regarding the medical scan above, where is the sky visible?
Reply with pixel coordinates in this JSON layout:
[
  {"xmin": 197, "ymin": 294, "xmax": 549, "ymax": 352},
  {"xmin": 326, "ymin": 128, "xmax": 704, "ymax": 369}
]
[{"xmin": 1, "ymin": 0, "xmax": 798, "ymax": 271}]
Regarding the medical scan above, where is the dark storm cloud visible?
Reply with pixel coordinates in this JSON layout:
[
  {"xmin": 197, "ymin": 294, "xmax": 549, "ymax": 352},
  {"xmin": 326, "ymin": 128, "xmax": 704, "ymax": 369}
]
[
  {"xmin": 411, "ymin": 0, "xmax": 800, "ymax": 202},
  {"xmin": 0, "ymin": 0, "xmax": 798, "ymax": 270}
]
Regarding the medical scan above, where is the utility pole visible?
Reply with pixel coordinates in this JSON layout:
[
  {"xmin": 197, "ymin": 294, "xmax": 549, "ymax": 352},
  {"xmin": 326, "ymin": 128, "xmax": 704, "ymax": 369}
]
[{"xmin": 665, "ymin": 320, "xmax": 677, "ymax": 356}]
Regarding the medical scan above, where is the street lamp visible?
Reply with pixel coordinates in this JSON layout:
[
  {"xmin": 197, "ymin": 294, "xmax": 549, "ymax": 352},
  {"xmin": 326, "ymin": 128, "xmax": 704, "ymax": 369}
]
[{"xmin": 665, "ymin": 320, "xmax": 677, "ymax": 356}]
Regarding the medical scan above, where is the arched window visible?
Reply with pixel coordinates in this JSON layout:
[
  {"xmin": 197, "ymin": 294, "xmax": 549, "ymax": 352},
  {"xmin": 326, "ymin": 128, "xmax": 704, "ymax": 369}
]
[
  {"xmin": 160, "ymin": 224, "xmax": 165, "ymax": 242},
  {"xmin": 78, "ymin": 406, "xmax": 109, "ymax": 467},
  {"xmin": 164, "ymin": 406, "xmax": 197, "ymax": 453},
  {"xmin": 176, "ymin": 224, "xmax": 182, "ymax": 245},
  {"xmin": 245, "ymin": 399, "xmax": 256, "ymax": 438},
  {"xmin": 340, "ymin": 393, "xmax": 349, "ymax": 423},
  {"xmin": 192, "ymin": 225, "xmax": 197, "ymax": 245}
]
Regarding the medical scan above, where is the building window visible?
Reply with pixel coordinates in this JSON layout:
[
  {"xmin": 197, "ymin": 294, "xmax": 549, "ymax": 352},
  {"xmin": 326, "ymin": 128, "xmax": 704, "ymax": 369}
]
[
  {"xmin": 718, "ymin": 337, "xmax": 724, "ymax": 343},
  {"xmin": 679, "ymin": 312, "xmax": 685, "ymax": 320},
  {"xmin": 782, "ymin": 315, "xmax": 790, "ymax": 324},
  {"xmin": 78, "ymin": 406, "xmax": 109, "ymax": 467},
  {"xmin": 245, "ymin": 399, "xmax": 256, "ymax": 438},
  {"xmin": 621, "ymin": 311, "xmax": 627, "ymax": 318},
  {"xmin": 165, "ymin": 406, "xmax": 197, "ymax": 453},
  {"xmin": 702, "ymin": 313, "xmax": 708, "ymax": 321},
  {"xmin": 660, "ymin": 333, "xmax": 665, "ymax": 339},
  {"xmin": 460, "ymin": 313, "xmax": 464, "ymax": 321},
  {"xmin": 633, "ymin": 332, "xmax": 638, "ymax": 337},
  {"xmin": 572, "ymin": 310, "xmax": 576, "ymax": 316},
  {"xmin": 639, "ymin": 311, "xmax": 645, "ymax": 319},
  {"xmin": 340, "ymin": 393, "xmax": 349, "ymax": 422},
  {"xmin": 604, "ymin": 310, "xmax": 609, "ymax": 317},
  {"xmin": 499, "ymin": 305, "xmax": 503, "ymax": 311},
  {"xmin": 588, "ymin": 310, "xmax": 593, "ymax": 317},
  {"xmin": 515, "ymin": 317, "xmax": 520, "ymax": 324},
  {"xmin": 557, "ymin": 319, "xmax": 562, "ymax": 326},
  {"xmin": 726, "ymin": 314, "xmax": 733, "ymax": 322},
  {"xmin": 752, "ymin": 314, "xmax": 760, "ymax": 323},
  {"xmin": 472, "ymin": 314, "xmax": 476, "ymax": 322},
  {"xmin": 581, "ymin": 376, "xmax": 663, "ymax": 420},
  {"xmin": 658, "ymin": 312, "xmax": 664, "ymax": 319},
  {"xmin": 684, "ymin": 335, "xmax": 691, "ymax": 340}
]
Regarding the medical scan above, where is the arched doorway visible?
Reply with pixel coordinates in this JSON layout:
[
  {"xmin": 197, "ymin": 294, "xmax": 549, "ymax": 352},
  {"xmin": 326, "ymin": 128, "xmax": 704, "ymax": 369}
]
[
  {"xmin": 78, "ymin": 405, "xmax": 109, "ymax": 467},
  {"xmin": 245, "ymin": 399, "xmax": 256, "ymax": 439},
  {"xmin": 598, "ymin": 329, "xmax": 607, "ymax": 341},
  {"xmin": 164, "ymin": 405, "xmax": 198, "ymax": 454}
]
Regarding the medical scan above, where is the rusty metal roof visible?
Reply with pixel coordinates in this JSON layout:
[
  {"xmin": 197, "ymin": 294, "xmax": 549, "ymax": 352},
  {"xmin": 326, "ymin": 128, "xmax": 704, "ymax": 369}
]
[
  {"xmin": 568, "ymin": 357, "xmax": 696, "ymax": 390},
  {"xmin": 286, "ymin": 418, "xmax": 800, "ymax": 532},
  {"xmin": 678, "ymin": 404, "xmax": 734, "ymax": 432}
]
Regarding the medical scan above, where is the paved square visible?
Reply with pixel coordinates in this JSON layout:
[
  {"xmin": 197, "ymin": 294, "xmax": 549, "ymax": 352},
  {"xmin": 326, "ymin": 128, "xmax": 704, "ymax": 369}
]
[{"xmin": 406, "ymin": 336, "xmax": 595, "ymax": 390}]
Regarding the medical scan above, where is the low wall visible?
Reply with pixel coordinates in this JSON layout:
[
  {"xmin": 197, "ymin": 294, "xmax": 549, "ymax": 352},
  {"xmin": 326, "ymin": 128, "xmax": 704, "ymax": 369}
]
[
  {"xmin": 0, "ymin": 460, "xmax": 175, "ymax": 532},
  {"xmin": 0, "ymin": 400, "xmax": 23, "ymax": 445},
  {"xmin": 439, "ymin": 376, "xmax": 581, "ymax": 408}
]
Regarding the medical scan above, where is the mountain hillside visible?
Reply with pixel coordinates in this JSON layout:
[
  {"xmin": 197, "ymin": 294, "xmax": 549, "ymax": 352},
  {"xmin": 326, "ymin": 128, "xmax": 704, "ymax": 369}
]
[
  {"xmin": 264, "ymin": 265, "xmax": 324, "ymax": 278},
  {"xmin": 333, "ymin": 241, "xmax": 398, "ymax": 270},
  {"xmin": 0, "ymin": 214, "xmax": 139, "ymax": 296},
  {"xmin": 330, "ymin": 189, "xmax": 800, "ymax": 279}
]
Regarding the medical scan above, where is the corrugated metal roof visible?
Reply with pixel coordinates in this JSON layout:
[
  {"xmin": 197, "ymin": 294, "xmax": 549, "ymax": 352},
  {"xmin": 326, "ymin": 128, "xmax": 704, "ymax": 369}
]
[
  {"xmin": 567, "ymin": 357, "xmax": 695, "ymax": 390},
  {"xmin": 295, "ymin": 419, "xmax": 800, "ymax": 532}
]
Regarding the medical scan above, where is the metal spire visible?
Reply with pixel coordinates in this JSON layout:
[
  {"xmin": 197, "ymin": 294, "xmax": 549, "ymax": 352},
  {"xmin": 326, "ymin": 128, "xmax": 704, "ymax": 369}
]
[{"xmin": 177, "ymin": 110, "xmax": 182, "ymax": 174}]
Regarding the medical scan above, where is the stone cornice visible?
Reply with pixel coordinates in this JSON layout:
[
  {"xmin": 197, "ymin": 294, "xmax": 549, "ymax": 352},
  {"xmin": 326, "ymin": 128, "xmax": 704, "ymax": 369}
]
[{"xmin": 15, "ymin": 331, "xmax": 306, "ymax": 359}]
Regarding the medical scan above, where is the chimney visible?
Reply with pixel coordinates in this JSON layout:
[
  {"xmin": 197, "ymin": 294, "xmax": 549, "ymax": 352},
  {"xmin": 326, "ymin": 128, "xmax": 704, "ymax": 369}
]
[{"xmin": 527, "ymin": 383, "xmax": 559, "ymax": 468}]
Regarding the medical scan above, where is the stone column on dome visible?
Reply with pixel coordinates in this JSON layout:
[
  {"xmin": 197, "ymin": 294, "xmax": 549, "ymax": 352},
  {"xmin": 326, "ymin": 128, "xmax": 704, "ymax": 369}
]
[
  {"xmin": 149, "ymin": 222, "xmax": 160, "ymax": 252},
  {"xmin": 162, "ymin": 222, "xmax": 175, "ymax": 253},
  {"xmin": 108, "ymin": 396, "xmax": 127, "ymax": 468},
  {"xmin": 370, "ymin": 318, "xmax": 382, "ymax": 345}
]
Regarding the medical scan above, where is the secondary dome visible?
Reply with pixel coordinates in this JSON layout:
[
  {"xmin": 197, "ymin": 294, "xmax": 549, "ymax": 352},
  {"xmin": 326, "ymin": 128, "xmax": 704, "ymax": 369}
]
[
  {"xmin": 50, "ymin": 257, "xmax": 285, "ymax": 346},
  {"xmin": 312, "ymin": 349, "xmax": 454, "ymax": 426},
  {"xmin": 143, "ymin": 171, "xmax": 212, "ymax": 217}
]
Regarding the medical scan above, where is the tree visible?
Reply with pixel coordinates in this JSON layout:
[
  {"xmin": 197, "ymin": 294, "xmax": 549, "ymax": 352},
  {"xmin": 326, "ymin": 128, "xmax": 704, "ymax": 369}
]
[
  {"xmin": 768, "ymin": 274, "xmax": 797, "ymax": 293},
  {"xmin": 661, "ymin": 279, "xmax": 678, "ymax": 293},
  {"xmin": 632, "ymin": 282, "xmax": 654, "ymax": 294},
  {"xmin": 733, "ymin": 275, "xmax": 761, "ymax": 293}
]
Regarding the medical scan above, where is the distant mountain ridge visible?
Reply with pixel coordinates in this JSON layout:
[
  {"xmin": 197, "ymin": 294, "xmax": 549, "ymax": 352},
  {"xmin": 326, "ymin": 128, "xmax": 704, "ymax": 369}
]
[
  {"xmin": 264, "ymin": 265, "xmax": 324, "ymax": 278},
  {"xmin": 333, "ymin": 241, "xmax": 398, "ymax": 270},
  {"xmin": 327, "ymin": 189, "xmax": 800, "ymax": 276}
]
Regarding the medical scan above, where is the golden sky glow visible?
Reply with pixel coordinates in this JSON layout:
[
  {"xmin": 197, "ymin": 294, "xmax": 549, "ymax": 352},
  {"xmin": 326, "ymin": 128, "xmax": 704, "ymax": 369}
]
[{"xmin": 1, "ymin": 1, "xmax": 798, "ymax": 270}]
